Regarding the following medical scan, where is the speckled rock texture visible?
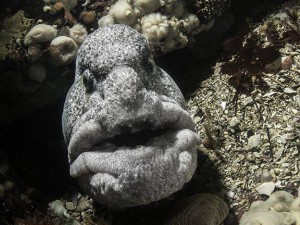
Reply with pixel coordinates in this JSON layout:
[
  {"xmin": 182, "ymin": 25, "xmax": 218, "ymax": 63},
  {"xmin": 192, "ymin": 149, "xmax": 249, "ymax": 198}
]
[{"xmin": 62, "ymin": 24, "xmax": 200, "ymax": 207}]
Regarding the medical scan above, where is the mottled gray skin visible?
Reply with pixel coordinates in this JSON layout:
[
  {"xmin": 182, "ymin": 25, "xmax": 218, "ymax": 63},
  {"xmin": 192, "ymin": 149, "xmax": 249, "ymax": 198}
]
[{"xmin": 62, "ymin": 24, "xmax": 200, "ymax": 207}]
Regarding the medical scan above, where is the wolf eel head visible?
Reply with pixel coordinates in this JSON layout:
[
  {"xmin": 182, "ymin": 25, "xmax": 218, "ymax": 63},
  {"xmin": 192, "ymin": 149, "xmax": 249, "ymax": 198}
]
[{"xmin": 62, "ymin": 24, "xmax": 200, "ymax": 207}]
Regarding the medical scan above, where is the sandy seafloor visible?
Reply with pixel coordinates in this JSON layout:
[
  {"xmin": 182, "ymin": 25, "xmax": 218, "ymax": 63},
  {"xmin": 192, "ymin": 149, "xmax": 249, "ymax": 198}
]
[{"xmin": 1, "ymin": 0, "xmax": 299, "ymax": 224}]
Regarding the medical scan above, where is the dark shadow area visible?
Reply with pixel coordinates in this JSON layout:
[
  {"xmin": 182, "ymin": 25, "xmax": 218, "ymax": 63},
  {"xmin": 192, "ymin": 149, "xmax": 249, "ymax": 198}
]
[
  {"xmin": 155, "ymin": 47, "xmax": 218, "ymax": 98},
  {"xmin": 0, "ymin": 96, "xmax": 75, "ymax": 196}
]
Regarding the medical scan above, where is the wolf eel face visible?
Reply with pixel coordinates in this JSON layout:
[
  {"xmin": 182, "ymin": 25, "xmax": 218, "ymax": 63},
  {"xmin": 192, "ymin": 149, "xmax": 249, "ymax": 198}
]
[{"xmin": 62, "ymin": 24, "xmax": 200, "ymax": 207}]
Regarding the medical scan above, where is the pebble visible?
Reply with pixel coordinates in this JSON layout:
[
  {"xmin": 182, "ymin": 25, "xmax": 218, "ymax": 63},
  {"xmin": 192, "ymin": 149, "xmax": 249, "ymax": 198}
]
[
  {"xmin": 226, "ymin": 190, "xmax": 235, "ymax": 199},
  {"xmin": 261, "ymin": 170, "xmax": 273, "ymax": 183},
  {"xmin": 229, "ymin": 116, "xmax": 239, "ymax": 128},
  {"xmin": 246, "ymin": 134, "xmax": 261, "ymax": 150},
  {"xmin": 256, "ymin": 181, "xmax": 276, "ymax": 196},
  {"xmin": 246, "ymin": 153, "xmax": 256, "ymax": 162},
  {"xmin": 283, "ymin": 87, "xmax": 297, "ymax": 94}
]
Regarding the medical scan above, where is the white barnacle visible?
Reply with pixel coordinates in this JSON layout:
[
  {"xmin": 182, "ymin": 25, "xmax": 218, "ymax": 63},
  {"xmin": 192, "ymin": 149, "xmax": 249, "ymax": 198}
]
[
  {"xmin": 110, "ymin": 0, "xmax": 136, "ymax": 25},
  {"xmin": 141, "ymin": 13, "xmax": 170, "ymax": 44},
  {"xmin": 24, "ymin": 24, "xmax": 57, "ymax": 46}
]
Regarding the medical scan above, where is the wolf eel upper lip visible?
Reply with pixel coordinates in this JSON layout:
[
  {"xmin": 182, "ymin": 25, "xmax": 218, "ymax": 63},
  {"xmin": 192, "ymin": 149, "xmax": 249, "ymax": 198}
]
[{"xmin": 68, "ymin": 100, "xmax": 197, "ymax": 165}]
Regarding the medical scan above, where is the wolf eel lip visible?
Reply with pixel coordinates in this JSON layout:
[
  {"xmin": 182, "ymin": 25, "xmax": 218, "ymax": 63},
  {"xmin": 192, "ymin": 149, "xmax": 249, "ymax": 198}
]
[{"xmin": 67, "ymin": 101, "xmax": 199, "ymax": 168}]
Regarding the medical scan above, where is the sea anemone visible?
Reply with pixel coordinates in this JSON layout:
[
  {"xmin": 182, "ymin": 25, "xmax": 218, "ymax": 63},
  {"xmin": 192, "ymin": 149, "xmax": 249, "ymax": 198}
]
[
  {"xmin": 48, "ymin": 36, "xmax": 78, "ymax": 65},
  {"xmin": 24, "ymin": 24, "xmax": 57, "ymax": 46},
  {"xmin": 110, "ymin": 0, "xmax": 136, "ymax": 25},
  {"xmin": 69, "ymin": 24, "xmax": 88, "ymax": 46}
]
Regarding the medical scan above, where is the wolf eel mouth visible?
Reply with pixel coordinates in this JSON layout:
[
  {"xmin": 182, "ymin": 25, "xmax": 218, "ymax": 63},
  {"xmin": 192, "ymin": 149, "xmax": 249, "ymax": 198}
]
[{"xmin": 68, "ymin": 99, "xmax": 199, "ymax": 173}]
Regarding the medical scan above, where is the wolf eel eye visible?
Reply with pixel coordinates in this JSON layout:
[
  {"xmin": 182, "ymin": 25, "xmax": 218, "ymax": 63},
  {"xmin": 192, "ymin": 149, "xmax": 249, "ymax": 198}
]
[{"xmin": 82, "ymin": 70, "xmax": 94, "ymax": 93}]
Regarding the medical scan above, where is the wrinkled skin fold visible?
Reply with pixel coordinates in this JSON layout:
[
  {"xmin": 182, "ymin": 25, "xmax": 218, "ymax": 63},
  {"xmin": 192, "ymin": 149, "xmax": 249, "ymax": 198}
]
[{"xmin": 62, "ymin": 24, "xmax": 200, "ymax": 207}]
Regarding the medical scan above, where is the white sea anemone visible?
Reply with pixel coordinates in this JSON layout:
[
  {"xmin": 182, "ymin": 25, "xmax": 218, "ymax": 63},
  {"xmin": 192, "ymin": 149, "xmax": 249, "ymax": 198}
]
[
  {"xmin": 98, "ymin": 15, "xmax": 114, "ymax": 27},
  {"xmin": 69, "ymin": 24, "xmax": 88, "ymax": 46},
  {"xmin": 24, "ymin": 24, "xmax": 57, "ymax": 46},
  {"xmin": 110, "ymin": 0, "xmax": 136, "ymax": 25},
  {"xmin": 133, "ymin": 0, "xmax": 161, "ymax": 13},
  {"xmin": 182, "ymin": 13, "xmax": 200, "ymax": 33},
  {"xmin": 141, "ymin": 13, "xmax": 170, "ymax": 44},
  {"xmin": 48, "ymin": 36, "xmax": 78, "ymax": 66}
]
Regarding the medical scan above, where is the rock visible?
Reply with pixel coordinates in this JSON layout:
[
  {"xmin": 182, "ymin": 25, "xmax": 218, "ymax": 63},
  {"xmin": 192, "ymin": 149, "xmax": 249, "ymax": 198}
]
[
  {"xmin": 256, "ymin": 181, "xmax": 276, "ymax": 196},
  {"xmin": 261, "ymin": 170, "xmax": 273, "ymax": 183},
  {"xmin": 246, "ymin": 134, "xmax": 261, "ymax": 150},
  {"xmin": 66, "ymin": 201, "xmax": 76, "ymax": 211},
  {"xmin": 229, "ymin": 116, "xmax": 239, "ymax": 128}
]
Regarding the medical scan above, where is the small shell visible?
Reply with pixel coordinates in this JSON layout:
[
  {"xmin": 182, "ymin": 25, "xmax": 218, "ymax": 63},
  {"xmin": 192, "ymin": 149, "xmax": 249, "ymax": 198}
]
[{"xmin": 165, "ymin": 193, "xmax": 229, "ymax": 225}]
